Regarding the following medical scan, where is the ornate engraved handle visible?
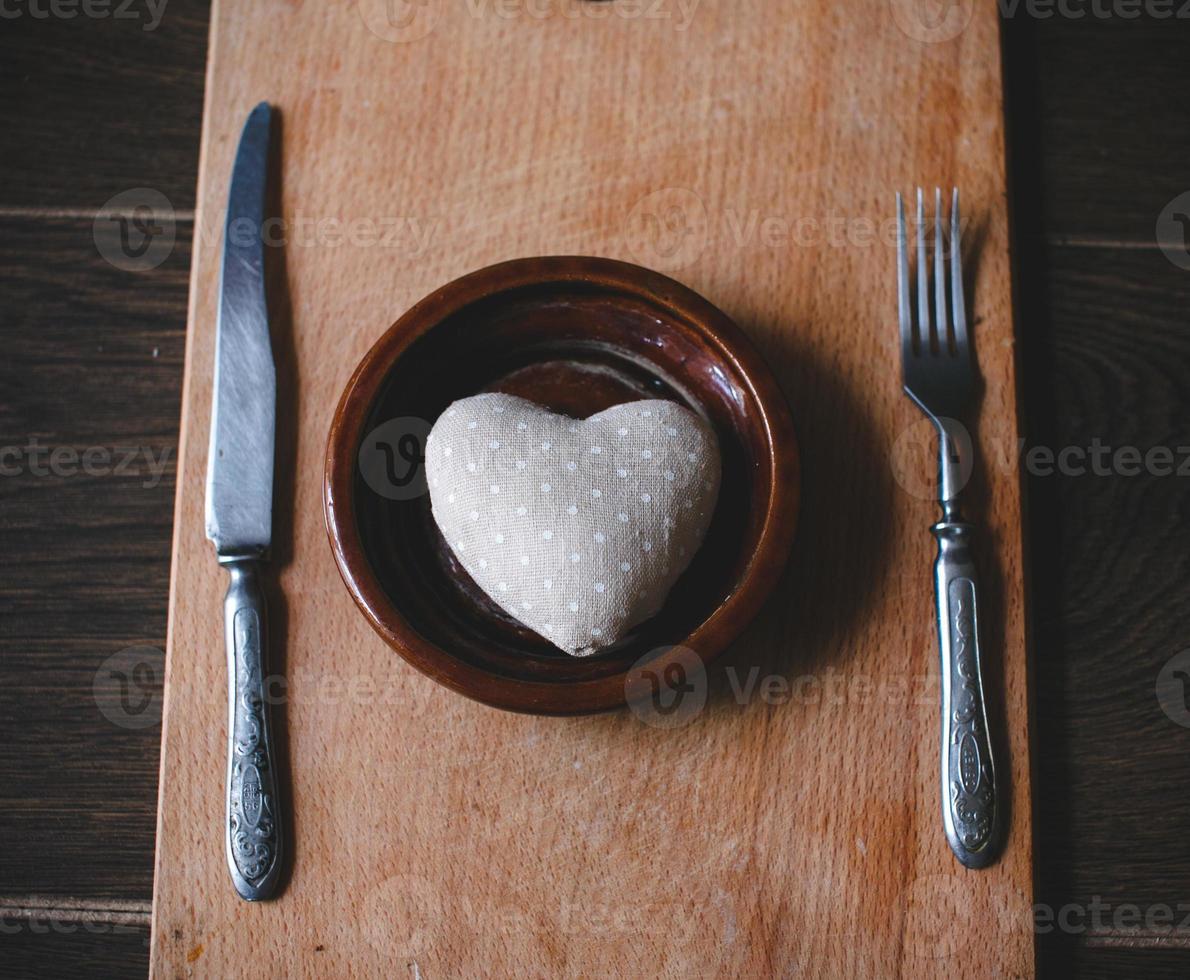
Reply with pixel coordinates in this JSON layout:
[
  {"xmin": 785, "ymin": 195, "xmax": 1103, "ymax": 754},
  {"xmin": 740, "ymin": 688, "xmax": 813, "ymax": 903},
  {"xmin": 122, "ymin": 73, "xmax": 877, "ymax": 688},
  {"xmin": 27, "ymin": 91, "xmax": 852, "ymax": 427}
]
[
  {"xmin": 222, "ymin": 558, "xmax": 282, "ymax": 900},
  {"xmin": 932, "ymin": 521, "xmax": 1000, "ymax": 869}
]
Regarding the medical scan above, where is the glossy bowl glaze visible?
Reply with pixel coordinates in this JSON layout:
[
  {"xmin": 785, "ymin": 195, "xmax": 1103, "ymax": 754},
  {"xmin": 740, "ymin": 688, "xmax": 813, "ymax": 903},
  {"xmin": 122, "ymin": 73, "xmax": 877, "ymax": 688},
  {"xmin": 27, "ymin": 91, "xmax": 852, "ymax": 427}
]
[{"xmin": 324, "ymin": 256, "xmax": 798, "ymax": 714}]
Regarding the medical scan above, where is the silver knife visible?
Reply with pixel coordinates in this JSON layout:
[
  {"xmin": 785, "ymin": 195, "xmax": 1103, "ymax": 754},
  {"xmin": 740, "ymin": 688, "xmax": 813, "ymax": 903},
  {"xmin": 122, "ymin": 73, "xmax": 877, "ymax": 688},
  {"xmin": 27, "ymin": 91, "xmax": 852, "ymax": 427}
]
[{"xmin": 204, "ymin": 102, "xmax": 283, "ymax": 901}]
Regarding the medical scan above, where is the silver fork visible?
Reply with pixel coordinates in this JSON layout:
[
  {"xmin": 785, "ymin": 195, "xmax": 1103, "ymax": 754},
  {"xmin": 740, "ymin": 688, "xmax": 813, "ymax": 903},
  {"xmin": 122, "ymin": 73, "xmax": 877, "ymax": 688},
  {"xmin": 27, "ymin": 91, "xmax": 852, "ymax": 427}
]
[{"xmin": 897, "ymin": 187, "xmax": 1001, "ymax": 869}]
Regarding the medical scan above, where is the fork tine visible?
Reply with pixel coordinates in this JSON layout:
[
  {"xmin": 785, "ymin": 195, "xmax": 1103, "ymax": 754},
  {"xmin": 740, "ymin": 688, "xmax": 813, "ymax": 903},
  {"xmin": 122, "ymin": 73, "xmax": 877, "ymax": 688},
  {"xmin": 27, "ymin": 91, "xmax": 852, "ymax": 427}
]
[
  {"xmin": 896, "ymin": 192, "xmax": 914, "ymax": 354},
  {"xmin": 950, "ymin": 188, "xmax": 968, "ymax": 354},
  {"xmin": 934, "ymin": 188, "xmax": 950, "ymax": 354},
  {"xmin": 916, "ymin": 188, "xmax": 931, "ymax": 351}
]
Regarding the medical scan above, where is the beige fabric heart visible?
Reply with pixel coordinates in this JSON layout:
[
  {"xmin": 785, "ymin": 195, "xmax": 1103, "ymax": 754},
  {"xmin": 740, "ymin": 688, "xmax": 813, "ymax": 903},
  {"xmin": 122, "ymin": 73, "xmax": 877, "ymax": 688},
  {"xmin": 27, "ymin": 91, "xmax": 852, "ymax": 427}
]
[{"xmin": 425, "ymin": 394, "xmax": 720, "ymax": 656}]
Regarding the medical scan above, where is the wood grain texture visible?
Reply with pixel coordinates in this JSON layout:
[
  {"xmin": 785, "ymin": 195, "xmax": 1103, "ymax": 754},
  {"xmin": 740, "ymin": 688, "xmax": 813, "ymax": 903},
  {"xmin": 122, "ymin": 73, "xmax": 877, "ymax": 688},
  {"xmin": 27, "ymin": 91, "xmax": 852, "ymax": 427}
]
[
  {"xmin": 0, "ymin": 0, "xmax": 210, "ymax": 211},
  {"xmin": 1024, "ymin": 245, "xmax": 1190, "ymax": 974},
  {"xmin": 0, "ymin": 217, "xmax": 188, "ymax": 899},
  {"xmin": 1031, "ymin": 15, "xmax": 1190, "ymax": 244},
  {"xmin": 0, "ymin": 923, "xmax": 150, "ymax": 979},
  {"xmin": 1070, "ymin": 948, "xmax": 1190, "ymax": 978},
  {"xmin": 150, "ymin": 0, "xmax": 1033, "ymax": 975},
  {"xmin": 1002, "ymin": 22, "xmax": 1190, "ymax": 971}
]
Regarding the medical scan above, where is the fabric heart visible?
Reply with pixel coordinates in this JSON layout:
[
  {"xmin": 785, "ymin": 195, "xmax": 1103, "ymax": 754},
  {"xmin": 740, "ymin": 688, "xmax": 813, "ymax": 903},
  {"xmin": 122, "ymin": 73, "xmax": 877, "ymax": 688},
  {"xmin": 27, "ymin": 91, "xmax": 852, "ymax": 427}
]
[{"xmin": 425, "ymin": 393, "xmax": 721, "ymax": 656}]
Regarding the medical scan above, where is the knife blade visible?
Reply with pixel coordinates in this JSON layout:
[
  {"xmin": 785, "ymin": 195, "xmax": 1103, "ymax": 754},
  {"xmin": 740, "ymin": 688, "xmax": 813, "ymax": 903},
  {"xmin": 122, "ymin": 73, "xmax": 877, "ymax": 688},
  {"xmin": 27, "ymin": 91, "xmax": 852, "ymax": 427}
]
[{"xmin": 204, "ymin": 101, "xmax": 283, "ymax": 902}]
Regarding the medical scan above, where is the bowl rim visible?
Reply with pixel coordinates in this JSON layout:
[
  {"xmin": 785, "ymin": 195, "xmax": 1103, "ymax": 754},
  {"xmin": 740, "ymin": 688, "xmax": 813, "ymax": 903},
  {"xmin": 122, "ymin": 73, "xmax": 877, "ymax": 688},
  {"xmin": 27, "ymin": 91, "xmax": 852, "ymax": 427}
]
[{"xmin": 324, "ymin": 255, "xmax": 799, "ymax": 715}]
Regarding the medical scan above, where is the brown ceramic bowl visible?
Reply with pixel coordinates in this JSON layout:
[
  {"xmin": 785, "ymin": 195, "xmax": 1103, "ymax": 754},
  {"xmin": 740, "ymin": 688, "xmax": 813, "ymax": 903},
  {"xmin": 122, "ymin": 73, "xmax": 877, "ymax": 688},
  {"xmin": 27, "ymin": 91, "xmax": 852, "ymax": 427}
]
[{"xmin": 324, "ymin": 256, "xmax": 798, "ymax": 715}]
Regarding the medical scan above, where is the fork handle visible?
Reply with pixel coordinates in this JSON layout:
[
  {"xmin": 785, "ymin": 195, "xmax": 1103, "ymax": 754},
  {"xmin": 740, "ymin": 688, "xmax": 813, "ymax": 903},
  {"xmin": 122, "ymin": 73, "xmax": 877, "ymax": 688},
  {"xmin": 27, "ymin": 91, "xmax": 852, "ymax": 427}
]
[{"xmin": 931, "ymin": 520, "xmax": 1000, "ymax": 868}]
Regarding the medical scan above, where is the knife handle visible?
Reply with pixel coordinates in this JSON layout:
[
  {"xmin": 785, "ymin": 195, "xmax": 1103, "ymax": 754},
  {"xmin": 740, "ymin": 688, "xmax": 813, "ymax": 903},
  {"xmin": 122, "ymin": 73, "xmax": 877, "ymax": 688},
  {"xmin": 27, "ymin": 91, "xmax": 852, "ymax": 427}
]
[
  {"xmin": 931, "ymin": 520, "xmax": 1001, "ymax": 869},
  {"xmin": 221, "ymin": 556, "xmax": 282, "ymax": 900}
]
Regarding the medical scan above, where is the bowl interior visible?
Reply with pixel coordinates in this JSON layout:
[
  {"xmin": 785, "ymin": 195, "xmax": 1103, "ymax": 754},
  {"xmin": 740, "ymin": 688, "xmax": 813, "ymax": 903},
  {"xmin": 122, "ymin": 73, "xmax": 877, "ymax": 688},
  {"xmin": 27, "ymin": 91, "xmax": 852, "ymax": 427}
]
[{"xmin": 349, "ymin": 273, "xmax": 776, "ymax": 695}]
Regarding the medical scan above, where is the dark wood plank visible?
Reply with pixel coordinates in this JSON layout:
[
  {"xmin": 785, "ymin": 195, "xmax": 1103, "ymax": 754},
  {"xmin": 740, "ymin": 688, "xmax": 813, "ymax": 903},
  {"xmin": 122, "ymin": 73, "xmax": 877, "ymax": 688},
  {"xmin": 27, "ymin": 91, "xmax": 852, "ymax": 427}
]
[
  {"xmin": 0, "ymin": 921, "xmax": 149, "ymax": 979},
  {"xmin": 0, "ymin": 0, "xmax": 210, "ymax": 212},
  {"xmin": 1021, "ymin": 243, "xmax": 1190, "ymax": 972},
  {"xmin": 1000, "ymin": 15, "xmax": 1190, "ymax": 972},
  {"xmin": 0, "ymin": 217, "xmax": 188, "ymax": 898},
  {"xmin": 1067, "ymin": 947, "xmax": 1190, "ymax": 978},
  {"xmin": 1030, "ymin": 13, "xmax": 1190, "ymax": 243}
]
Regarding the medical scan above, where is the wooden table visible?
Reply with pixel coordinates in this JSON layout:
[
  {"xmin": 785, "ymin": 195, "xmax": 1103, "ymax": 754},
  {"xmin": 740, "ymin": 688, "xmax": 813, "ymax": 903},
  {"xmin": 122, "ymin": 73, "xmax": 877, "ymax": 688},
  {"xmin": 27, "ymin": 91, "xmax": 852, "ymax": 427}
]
[{"xmin": 1, "ymin": 4, "xmax": 1189, "ymax": 976}]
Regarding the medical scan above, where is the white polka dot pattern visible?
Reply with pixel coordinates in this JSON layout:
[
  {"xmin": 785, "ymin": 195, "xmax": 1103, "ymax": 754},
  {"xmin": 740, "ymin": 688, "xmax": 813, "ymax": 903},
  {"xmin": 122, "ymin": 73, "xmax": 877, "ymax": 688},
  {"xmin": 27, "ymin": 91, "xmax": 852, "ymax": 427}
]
[{"xmin": 425, "ymin": 393, "xmax": 721, "ymax": 657}]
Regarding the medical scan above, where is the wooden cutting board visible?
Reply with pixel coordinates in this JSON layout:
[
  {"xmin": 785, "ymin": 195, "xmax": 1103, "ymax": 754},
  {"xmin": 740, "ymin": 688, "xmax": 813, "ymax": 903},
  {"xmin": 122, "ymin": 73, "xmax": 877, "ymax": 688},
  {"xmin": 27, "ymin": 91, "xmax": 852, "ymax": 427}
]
[{"xmin": 152, "ymin": 0, "xmax": 1035, "ymax": 974}]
